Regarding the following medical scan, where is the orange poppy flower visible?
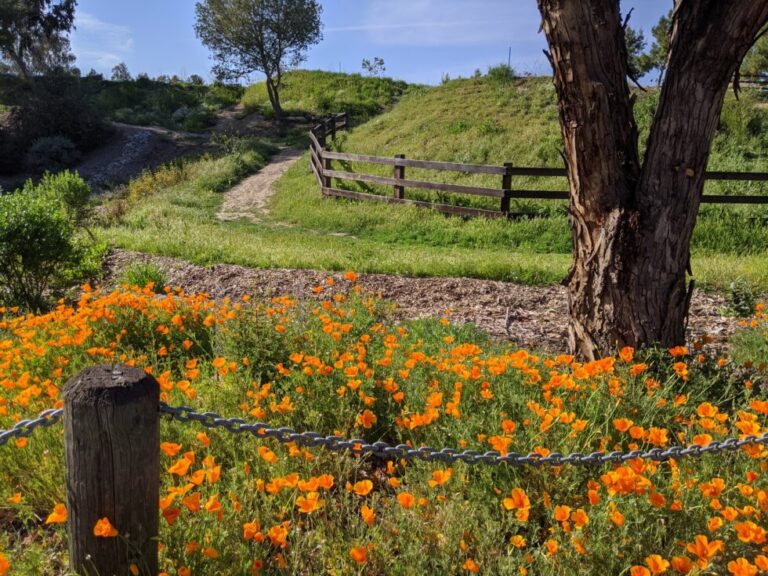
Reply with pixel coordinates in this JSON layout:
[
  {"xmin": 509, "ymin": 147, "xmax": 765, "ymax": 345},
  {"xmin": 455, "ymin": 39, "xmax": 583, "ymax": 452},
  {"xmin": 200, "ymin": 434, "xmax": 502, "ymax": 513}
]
[{"xmin": 93, "ymin": 517, "xmax": 118, "ymax": 538}]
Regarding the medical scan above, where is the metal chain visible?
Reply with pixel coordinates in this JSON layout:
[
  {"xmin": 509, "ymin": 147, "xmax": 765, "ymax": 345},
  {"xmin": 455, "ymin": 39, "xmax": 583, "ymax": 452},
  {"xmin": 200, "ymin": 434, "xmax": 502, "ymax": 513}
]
[
  {"xmin": 3, "ymin": 403, "xmax": 766, "ymax": 468},
  {"xmin": 158, "ymin": 403, "xmax": 768, "ymax": 468},
  {"xmin": 0, "ymin": 408, "xmax": 64, "ymax": 447}
]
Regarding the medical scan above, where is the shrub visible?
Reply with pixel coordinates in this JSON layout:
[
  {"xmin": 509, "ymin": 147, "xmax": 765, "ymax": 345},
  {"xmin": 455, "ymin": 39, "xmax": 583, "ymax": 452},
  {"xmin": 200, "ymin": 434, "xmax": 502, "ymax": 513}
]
[
  {"xmin": 11, "ymin": 75, "xmax": 110, "ymax": 154},
  {"xmin": 119, "ymin": 261, "xmax": 167, "ymax": 292},
  {"xmin": 486, "ymin": 63, "xmax": 515, "ymax": 85},
  {"xmin": 33, "ymin": 170, "xmax": 93, "ymax": 225},
  {"xmin": 24, "ymin": 136, "xmax": 82, "ymax": 172},
  {"xmin": 726, "ymin": 277, "xmax": 757, "ymax": 317},
  {"xmin": 0, "ymin": 188, "xmax": 76, "ymax": 310},
  {"xmin": 0, "ymin": 172, "xmax": 94, "ymax": 310}
]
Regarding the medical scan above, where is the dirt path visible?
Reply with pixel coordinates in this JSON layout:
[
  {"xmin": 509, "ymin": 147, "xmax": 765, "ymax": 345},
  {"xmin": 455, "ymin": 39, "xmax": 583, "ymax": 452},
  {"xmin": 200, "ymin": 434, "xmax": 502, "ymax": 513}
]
[
  {"xmin": 103, "ymin": 249, "xmax": 743, "ymax": 353},
  {"xmin": 217, "ymin": 148, "xmax": 304, "ymax": 221}
]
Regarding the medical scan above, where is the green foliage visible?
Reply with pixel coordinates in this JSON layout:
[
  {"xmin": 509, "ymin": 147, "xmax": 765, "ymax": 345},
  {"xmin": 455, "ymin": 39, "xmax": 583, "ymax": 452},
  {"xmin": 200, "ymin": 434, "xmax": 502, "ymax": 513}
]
[
  {"xmin": 741, "ymin": 34, "xmax": 768, "ymax": 77},
  {"xmin": 195, "ymin": 0, "xmax": 323, "ymax": 117},
  {"xmin": 119, "ymin": 261, "xmax": 167, "ymax": 292},
  {"xmin": 24, "ymin": 135, "xmax": 81, "ymax": 172},
  {"xmin": 485, "ymin": 63, "xmax": 515, "ymax": 85},
  {"xmin": 0, "ymin": 171, "xmax": 100, "ymax": 310},
  {"xmin": 94, "ymin": 77, "xmax": 242, "ymax": 130},
  {"xmin": 725, "ymin": 277, "xmax": 758, "ymax": 318},
  {"xmin": 33, "ymin": 170, "xmax": 92, "ymax": 225},
  {"xmin": 241, "ymin": 70, "xmax": 412, "ymax": 122},
  {"xmin": 3, "ymin": 74, "xmax": 110, "ymax": 173},
  {"xmin": 0, "ymin": 0, "xmax": 76, "ymax": 79},
  {"xmin": 0, "ymin": 184, "xmax": 75, "ymax": 310},
  {"xmin": 624, "ymin": 25, "xmax": 652, "ymax": 78}
]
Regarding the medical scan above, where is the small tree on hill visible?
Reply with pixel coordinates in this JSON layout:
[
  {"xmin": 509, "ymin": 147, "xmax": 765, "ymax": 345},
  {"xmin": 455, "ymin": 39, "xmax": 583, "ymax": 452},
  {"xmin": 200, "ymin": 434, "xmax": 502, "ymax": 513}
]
[
  {"xmin": 0, "ymin": 0, "xmax": 76, "ymax": 80},
  {"xmin": 111, "ymin": 62, "xmax": 132, "ymax": 82},
  {"xmin": 194, "ymin": 0, "xmax": 322, "ymax": 121},
  {"xmin": 362, "ymin": 57, "xmax": 385, "ymax": 77}
]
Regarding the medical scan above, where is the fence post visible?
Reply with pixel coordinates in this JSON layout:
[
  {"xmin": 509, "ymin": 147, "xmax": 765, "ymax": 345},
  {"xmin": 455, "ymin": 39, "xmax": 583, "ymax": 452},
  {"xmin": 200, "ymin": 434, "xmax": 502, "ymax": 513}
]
[
  {"xmin": 330, "ymin": 116, "xmax": 337, "ymax": 141},
  {"xmin": 322, "ymin": 152, "xmax": 332, "ymax": 190},
  {"xmin": 501, "ymin": 162, "xmax": 513, "ymax": 214},
  {"xmin": 64, "ymin": 365, "xmax": 160, "ymax": 576},
  {"xmin": 394, "ymin": 154, "xmax": 406, "ymax": 199}
]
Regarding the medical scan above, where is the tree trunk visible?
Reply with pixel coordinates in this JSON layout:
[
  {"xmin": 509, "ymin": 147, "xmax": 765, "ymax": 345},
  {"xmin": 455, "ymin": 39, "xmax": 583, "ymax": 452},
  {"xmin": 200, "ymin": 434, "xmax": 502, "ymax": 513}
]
[
  {"xmin": 538, "ymin": 0, "xmax": 768, "ymax": 360},
  {"xmin": 265, "ymin": 75, "xmax": 284, "ymax": 122}
]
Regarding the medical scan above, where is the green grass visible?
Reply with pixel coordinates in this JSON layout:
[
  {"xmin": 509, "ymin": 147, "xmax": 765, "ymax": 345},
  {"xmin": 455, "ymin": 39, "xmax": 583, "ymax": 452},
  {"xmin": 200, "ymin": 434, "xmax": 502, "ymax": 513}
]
[
  {"xmin": 241, "ymin": 70, "xmax": 416, "ymax": 122},
  {"xmin": 96, "ymin": 72, "xmax": 768, "ymax": 292}
]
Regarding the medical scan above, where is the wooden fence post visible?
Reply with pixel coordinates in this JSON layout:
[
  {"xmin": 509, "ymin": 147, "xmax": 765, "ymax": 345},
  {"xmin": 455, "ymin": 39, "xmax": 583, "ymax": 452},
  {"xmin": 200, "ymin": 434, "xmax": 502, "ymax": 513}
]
[
  {"xmin": 394, "ymin": 154, "xmax": 406, "ymax": 199},
  {"xmin": 501, "ymin": 162, "xmax": 513, "ymax": 214},
  {"xmin": 322, "ymin": 153, "xmax": 332, "ymax": 190},
  {"xmin": 64, "ymin": 365, "xmax": 160, "ymax": 576},
  {"xmin": 330, "ymin": 116, "xmax": 337, "ymax": 141}
]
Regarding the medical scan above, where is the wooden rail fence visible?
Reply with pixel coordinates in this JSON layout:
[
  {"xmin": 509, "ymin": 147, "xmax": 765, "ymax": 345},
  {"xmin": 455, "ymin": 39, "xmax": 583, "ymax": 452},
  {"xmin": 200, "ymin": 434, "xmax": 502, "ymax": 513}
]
[{"xmin": 309, "ymin": 113, "xmax": 768, "ymax": 219}]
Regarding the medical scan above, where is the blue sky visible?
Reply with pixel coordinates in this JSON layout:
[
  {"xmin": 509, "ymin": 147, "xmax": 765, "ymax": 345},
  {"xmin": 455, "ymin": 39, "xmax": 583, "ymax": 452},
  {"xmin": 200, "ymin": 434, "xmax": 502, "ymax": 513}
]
[{"xmin": 70, "ymin": 0, "xmax": 673, "ymax": 85}]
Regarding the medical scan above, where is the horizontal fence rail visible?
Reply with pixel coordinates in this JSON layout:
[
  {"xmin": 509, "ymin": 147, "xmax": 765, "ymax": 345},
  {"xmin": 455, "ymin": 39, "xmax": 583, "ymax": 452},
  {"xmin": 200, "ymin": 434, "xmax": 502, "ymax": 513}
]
[{"xmin": 309, "ymin": 113, "xmax": 768, "ymax": 219}]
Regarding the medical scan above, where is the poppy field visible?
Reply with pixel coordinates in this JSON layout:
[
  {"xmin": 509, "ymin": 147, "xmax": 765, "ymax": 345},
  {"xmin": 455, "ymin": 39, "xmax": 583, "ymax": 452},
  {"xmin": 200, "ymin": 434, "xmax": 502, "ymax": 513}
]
[{"xmin": 0, "ymin": 277, "xmax": 767, "ymax": 575}]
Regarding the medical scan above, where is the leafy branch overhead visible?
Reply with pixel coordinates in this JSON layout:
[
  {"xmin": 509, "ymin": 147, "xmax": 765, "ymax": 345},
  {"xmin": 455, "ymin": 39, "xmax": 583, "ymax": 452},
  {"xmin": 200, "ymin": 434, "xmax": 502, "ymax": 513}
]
[{"xmin": 0, "ymin": 0, "xmax": 76, "ymax": 80}]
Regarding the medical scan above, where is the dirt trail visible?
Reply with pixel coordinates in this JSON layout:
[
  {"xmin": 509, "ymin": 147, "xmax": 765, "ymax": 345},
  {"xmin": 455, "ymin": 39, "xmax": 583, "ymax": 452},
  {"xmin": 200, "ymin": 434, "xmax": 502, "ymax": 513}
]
[
  {"xmin": 103, "ymin": 249, "xmax": 742, "ymax": 353},
  {"xmin": 217, "ymin": 148, "xmax": 304, "ymax": 221}
]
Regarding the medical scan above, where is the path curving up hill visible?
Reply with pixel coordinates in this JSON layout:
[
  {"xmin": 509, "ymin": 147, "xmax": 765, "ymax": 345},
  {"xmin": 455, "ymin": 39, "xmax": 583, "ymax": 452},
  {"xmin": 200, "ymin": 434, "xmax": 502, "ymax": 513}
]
[{"xmin": 216, "ymin": 148, "xmax": 304, "ymax": 221}]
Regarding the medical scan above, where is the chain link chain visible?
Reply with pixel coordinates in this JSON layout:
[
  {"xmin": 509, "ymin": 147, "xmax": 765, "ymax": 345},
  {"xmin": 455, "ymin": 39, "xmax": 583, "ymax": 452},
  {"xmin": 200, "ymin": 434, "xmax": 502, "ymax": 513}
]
[
  {"xmin": 157, "ymin": 403, "xmax": 768, "ymax": 468},
  {"xmin": 0, "ymin": 408, "xmax": 64, "ymax": 447},
  {"xmin": 3, "ymin": 403, "xmax": 766, "ymax": 468}
]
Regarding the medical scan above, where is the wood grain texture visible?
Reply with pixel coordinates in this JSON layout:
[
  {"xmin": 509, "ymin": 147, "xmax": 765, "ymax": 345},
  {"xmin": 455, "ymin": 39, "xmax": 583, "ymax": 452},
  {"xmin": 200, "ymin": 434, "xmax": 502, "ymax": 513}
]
[
  {"xmin": 538, "ymin": 0, "xmax": 768, "ymax": 358},
  {"xmin": 64, "ymin": 365, "xmax": 159, "ymax": 576}
]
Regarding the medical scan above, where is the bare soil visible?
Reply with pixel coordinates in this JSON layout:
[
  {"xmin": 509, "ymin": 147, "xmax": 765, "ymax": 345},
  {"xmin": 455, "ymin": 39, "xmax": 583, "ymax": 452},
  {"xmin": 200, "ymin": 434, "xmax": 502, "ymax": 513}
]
[
  {"xmin": 217, "ymin": 148, "xmax": 303, "ymax": 221},
  {"xmin": 102, "ymin": 249, "xmax": 741, "ymax": 352},
  {"xmin": 77, "ymin": 123, "xmax": 210, "ymax": 191}
]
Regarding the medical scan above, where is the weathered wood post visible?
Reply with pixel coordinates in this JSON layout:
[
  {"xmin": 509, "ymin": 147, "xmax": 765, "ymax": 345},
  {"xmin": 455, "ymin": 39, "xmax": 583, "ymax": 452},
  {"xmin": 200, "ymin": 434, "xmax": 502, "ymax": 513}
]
[
  {"xmin": 501, "ymin": 162, "xmax": 513, "ymax": 214},
  {"xmin": 394, "ymin": 154, "xmax": 406, "ymax": 199},
  {"xmin": 322, "ymin": 152, "xmax": 332, "ymax": 190},
  {"xmin": 330, "ymin": 115, "xmax": 337, "ymax": 141},
  {"xmin": 64, "ymin": 365, "xmax": 160, "ymax": 576}
]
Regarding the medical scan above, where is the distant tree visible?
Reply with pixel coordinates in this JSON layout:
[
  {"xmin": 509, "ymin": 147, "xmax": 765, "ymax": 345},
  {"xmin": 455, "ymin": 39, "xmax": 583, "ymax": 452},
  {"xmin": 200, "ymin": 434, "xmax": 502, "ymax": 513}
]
[
  {"xmin": 624, "ymin": 25, "xmax": 653, "ymax": 79},
  {"xmin": 361, "ymin": 57, "xmax": 385, "ymax": 77},
  {"xmin": 155, "ymin": 74, "xmax": 170, "ymax": 83},
  {"xmin": 110, "ymin": 62, "xmax": 132, "ymax": 82},
  {"xmin": 741, "ymin": 35, "xmax": 768, "ymax": 78},
  {"xmin": 641, "ymin": 10, "xmax": 673, "ymax": 85},
  {"xmin": 194, "ymin": 0, "xmax": 323, "ymax": 120},
  {"xmin": 0, "ymin": 0, "xmax": 76, "ymax": 80},
  {"xmin": 189, "ymin": 74, "xmax": 205, "ymax": 85}
]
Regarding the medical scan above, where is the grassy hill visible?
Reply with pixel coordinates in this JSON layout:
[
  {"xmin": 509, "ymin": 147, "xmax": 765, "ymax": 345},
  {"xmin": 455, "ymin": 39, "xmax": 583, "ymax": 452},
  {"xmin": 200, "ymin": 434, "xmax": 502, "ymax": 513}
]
[
  {"xmin": 241, "ymin": 70, "xmax": 416, "ymax": 122},
  {"xmin": 97, "ymin": 71, "xmax": 768, "ymax": 292},
  {"xmin": 271, "ymin": 75, "xmax": 768, "ymax": 259}
]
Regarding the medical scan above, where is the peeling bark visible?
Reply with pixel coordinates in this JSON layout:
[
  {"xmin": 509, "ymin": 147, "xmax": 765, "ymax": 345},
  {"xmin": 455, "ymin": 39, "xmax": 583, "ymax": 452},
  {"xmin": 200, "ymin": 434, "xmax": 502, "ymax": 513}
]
[{"xmin": 537, "ymin": 0, "xmax": 768, "ymax": 359}]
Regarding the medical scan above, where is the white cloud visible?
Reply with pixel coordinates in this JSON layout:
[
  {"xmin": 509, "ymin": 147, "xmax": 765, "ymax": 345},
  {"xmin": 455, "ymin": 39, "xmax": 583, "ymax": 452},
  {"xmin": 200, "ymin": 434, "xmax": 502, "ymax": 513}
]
[
  {"xmin": 351, "ymin": 0, "xmax": 539, "ymax": 47},
  {"xmin": 70, "ymin": 12, "xmax": 134, "ymax": 73}
]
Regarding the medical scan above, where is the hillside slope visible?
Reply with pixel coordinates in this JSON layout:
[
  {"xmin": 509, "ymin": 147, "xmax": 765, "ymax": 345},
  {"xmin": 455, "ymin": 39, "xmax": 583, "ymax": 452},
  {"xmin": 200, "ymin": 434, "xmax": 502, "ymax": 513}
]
[{"xmin": 271, "ymin": 75, "xmax": 768, "ymax": 259}]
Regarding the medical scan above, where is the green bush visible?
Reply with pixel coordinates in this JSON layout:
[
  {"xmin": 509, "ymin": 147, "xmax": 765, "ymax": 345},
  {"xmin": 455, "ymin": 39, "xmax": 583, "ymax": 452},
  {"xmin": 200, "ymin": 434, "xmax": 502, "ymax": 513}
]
[
  {"xmin": 33, "ymin": 170, "xmax": 93, "ymax": 225},
  {"xmin": 0, "ymin": 172, "xmax": 96, "ymax": 311},
  {"xmin": 24, "ymin": 136, "xmax": 82, "ymax": 172},
  {"xmin": 486, "ymin": 64, "xmax": 515, "ymax": 85},
  {"xmin": 0, "ymin": 188, "xmax": 76, "ymax": 310}
]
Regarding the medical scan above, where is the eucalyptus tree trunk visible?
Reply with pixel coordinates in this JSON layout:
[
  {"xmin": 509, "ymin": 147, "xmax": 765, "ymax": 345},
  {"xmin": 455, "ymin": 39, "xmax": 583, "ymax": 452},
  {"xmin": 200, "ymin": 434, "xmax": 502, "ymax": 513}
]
[{"xmin": 537, "ymin": 0, "xmax": 768, "ymax": 359}]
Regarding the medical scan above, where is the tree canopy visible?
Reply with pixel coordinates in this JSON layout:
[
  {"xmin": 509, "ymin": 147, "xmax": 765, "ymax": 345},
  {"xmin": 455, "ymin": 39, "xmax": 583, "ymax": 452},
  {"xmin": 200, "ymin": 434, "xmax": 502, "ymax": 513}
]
[
  {"xmin": 194, "ymin": 0, "xmax": 322, "ymax": 119},
  {"xmin": 0, "ymin": 0, "xmax": 76, "ymax": 80}
]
